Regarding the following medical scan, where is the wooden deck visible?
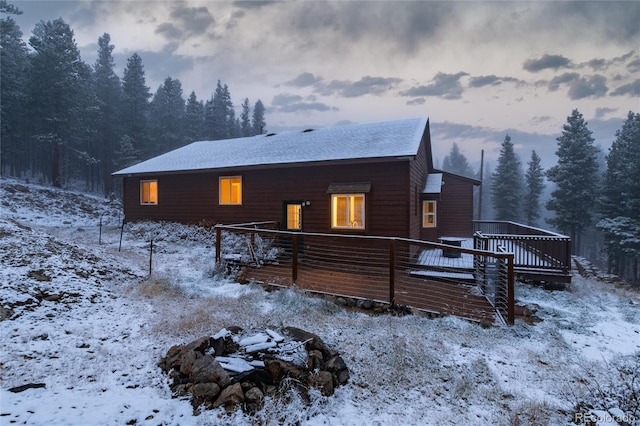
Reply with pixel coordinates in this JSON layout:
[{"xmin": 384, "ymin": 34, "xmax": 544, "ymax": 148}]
[
  {"xmin": 241, "ymin": 262, "xmax": 496, "ymax": 323},
  {"xmin": 474, "ymin": 221, "xmax": 572, "ymax": 284}
]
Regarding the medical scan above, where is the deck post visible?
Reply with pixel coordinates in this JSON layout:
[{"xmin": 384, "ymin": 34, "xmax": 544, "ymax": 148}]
[
  {"xmin": 507, "ymin": 254, "xmax": 515, "ymax": 325},
  {"xmin": 292, "ymin": 234, "xmax": 298, "ymax": 283},
  {"xmin": 389, "ymin": 239, "xmax": 395, "ymax": 306},
  {"xmin": 215, "ymin": 227, "xmax": 221, "ymax": 263}
]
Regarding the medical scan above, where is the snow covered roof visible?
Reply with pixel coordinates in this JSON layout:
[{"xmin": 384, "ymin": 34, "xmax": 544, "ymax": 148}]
[
  {"xmin": 113, "ymin": 117, "xmax": 429, "ymax": 176},
  {"xmin": 423, "ymin": 173, "xmax": 443, "ymax": 194}
]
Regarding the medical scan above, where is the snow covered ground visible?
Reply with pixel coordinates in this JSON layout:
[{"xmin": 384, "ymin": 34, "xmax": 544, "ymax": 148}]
[{"xmin": 1, "ymin": 177, "xmax": 639, "ymax": 426}]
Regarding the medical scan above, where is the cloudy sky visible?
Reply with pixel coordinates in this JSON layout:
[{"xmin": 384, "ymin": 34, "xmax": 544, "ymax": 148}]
[{"xmin": 9, "ymin": 0, "xmax": 640, "ymax": 168}]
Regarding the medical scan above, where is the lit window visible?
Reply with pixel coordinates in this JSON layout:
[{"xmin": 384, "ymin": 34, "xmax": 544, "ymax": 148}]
[
  {"xmin": 140, "ymin": 180, "xmax": 157, "ymax": 205},
  {"xmin": 422, "ymin": 200, "xmax": 437, "ymax": 228},
  {"xmin": 287, "ymin": 204, "xmax": 302, "ymax": 230},
  {"xmin": 219, "ymin": 176, "xmax": 242, "ymax": 205},
  {"xmin": 331, "ymin": 194, "xmax": 365, "ymax": 229}
]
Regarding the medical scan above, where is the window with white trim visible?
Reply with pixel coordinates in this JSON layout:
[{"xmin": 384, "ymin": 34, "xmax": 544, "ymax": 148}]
[
  {"xmin": 140, "ymin": 180, "xmax": 158, "ymax": 205},
  {"xmin": 331, "ymin": 194, "xmax": 365, "ymax": 229},
  {"xmin": 219, "ymin": 176, "xmax": 242, "ymax": 205},
  {"xmin": 422, "ymin": 200, "xmax": 436, "ymax": 228}
]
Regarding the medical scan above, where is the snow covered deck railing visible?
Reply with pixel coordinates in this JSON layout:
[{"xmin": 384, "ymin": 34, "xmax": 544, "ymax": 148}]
[
  {"xmin": 214, "ymin": 224, "xmax": 516, "ymax": 325},
  {"xmin": 473, "ymin": 220, "xmax": 572, "ymax": 284}
]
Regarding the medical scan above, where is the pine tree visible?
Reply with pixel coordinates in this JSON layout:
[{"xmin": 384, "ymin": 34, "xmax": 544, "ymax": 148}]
[
  {"xmin": 523, "ymin": 150, "xmax": 545, "ymax": 227},
  {"xmin": 441, "ymin": 143, "xmax": 475, "ymax": 178},
  {"xmin": 93, "ymin": 33, "xmax": 121, "ymax": 194},
  {"xmin": 114, "ymin": 135, "xmax": 138, "ymax": 169},
  {"xmin": 479, "ymin": 162, "xmax": 495, "ymax": 220},
  {"xmin": 597, "ymin": 111, "xmax": 640, "ymax": 283},
  {"xmin": 149, "ymin": 77, "xmax": 185, "ymax": 154},
  {"xmin": 546, "ymin": 109, "xmax": 600, "ymax": 254},
  {"xmin": 251, "ymin": 99, "xmax": 266, "ymax": 135},
  {"xmin": 184, "ymin": 91, "xmax": 204, "ymax": 142},
  {"xmin": 0, "ymin": 15, "xmax": 29, "ymax": 176},
  {"xmin": 28, "ymin": 18, "xmax": 88, "ymax": 187},
  {"xmin": 491, "ymin": 135, "xmax": 523, "ymax": 221},
  {"xmin": 121, "ymin": 53, "xmax": 151, "ymax": 158},
  {"xmin": 0, "ymin": 0, "xmax": 22, "ymax": 14},
  {"xmin": 204, "ymin": 80, "xmax": 233, "ymax": 140},
  {"xmin": 240, "ymin": 98, "xmax": 251, "ymax": 137}
]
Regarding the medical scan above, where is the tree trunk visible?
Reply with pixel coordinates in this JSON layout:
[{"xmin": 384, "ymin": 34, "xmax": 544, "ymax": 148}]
[{"xmin": 52, "ymin": 142, "xmax": 61, "ymax": 187}]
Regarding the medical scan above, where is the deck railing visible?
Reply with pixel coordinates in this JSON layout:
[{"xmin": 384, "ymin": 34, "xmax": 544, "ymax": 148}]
[
  {"xmin": 473, "ymin": 220, "xmax": 571, "ymax": 279},
  {"xmin": 215, "ymin": 223, "xmax": 516, "ymax": 324}
]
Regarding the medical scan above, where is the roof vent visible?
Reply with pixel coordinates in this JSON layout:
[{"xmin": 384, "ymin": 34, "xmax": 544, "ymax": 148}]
[
  {"xmin": 266, "ymin": 132, "xmax": 276, "ymax": 137},
  {"xmin": 302, "ymin": 128, "xmax": 314, "ymax": 133}
]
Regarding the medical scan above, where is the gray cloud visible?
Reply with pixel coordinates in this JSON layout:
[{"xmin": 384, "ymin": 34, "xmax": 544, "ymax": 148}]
[
  {"xmin": 340, "ymin": 76, "xmax": 402, "ymax": 98},
  {"xmin": 531, "ymin": 116, "xmax": 554, "ymax": 125},
  {"xmin": 534, "ymin": 2, "xmax": 639, "ymax": 45},
  {"xmin": 400, "ymin": 72, "xmax": 468, "ymax": 100},
  {"xmin": 170, "ymin": 5, "xmax": 214, "ymax": 37},
  {"xmin": 468, "ymin": 75, "xmax": 502, "ymax": 88},
  {"xmin": 155, "ymin": 22, "xmax": 183, "ymax": 40},
  {"xmin": 585, "ymin": 58, "xmax": 607, "ymax": 71},
  {"xmin": 595, "ymin": 107, "xmax": 618, "ymax": 119},
  {"xmin": 233, "ymin": 1, "xmax": 279, "ymax": 9},
  {"xmin": 548, "ymin": 72, "xmax": 580, "ymax": 91},
  {"xmin": 468, "ymin": 75, "xmax": 522, "ymax": 88},
  {"xmin": 280, "ymin": 1, "xmax": 457, "ymax": 55},
  {"xmin": 567, "ymin": 75, "xmax": 608, "ymax": 100},
  {"xmin": 272, "ymin": 93, "xmax": 304, "ymax": 106},
  {"xmin": 309, "ymin": 75, "xmax": 402, "ymax": 98},
  {"xmin": 610, "ymin": 79, "xmax": 640, "ymax": 97},
  {"xmin": 286, "ymin": 72, "xmax": 322, "ymax": 88},
  {"xmin": 406, "ymin": 98, "xmax": 426, "ymax": 106},
  {"xmin": 627, "ymin": 58, "xmax": 640, "ymax": 73},
  {"xmin": 270, "ymin": 92, "xmax": 338, "ymax": 113},
  {"xmin": 523, "ymin": 54, "xmax": 572, "ymax": 72}
]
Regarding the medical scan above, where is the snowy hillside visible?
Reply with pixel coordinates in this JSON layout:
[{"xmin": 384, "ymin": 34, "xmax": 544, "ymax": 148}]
[{"xmin": 1, "ymin": 177, "xmax": 639, "ymax": 426}]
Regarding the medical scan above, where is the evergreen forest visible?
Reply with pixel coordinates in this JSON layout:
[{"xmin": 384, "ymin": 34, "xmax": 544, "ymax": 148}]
[{"xmin": 1, "ymin": 8, "xmax": 267, "ymax": 194}]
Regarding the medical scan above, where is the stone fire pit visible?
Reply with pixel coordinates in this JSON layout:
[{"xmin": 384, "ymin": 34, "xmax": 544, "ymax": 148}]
[{"xmin": 158, "ymin": 326, "xmax": 349, "ymax": 414}]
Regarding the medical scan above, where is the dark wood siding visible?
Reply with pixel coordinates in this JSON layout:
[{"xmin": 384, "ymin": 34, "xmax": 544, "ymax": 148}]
[
  {"xmin": 437, "ymin": 173, "xmax": 475, "ymax": 238},
  {"xmin": 408, "ymin": 122, "xmax": 430, "ymax": 240},
  {"xmin": 122, "ymin": 160, "xmax": 412, "ymax": 237}
]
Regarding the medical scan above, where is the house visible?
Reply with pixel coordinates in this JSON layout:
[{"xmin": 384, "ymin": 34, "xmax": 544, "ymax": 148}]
[{"xmin": 112, "ymin": 117, "xmax": 480, "ymax": 242}]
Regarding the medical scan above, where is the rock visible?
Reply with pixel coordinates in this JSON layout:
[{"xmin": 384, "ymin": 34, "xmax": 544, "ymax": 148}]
[
  {"xmin": 310, "ymin": 371, "xmax": 334, "ymax": 396},
  {"xmin": 244, "ymin": 386, "xmax": 263, "ymax": 402},
  {"xmin": 162, "ymin": 345, "xmax": 187, "ymax": 372},
  {"xmin": 234, "ymin": 368, "xmax": 273, "ymax": 387},
  {"xmin": 43, "ymin": 293, "xmax": 61, "ymax": 302},
  {"xmin": 14, "ymin": 184, "xmax": 29, "ymax": 193},
  {"xmin": 28, "ymin": 270, "xmax": 51, "ymax": 282},
  {"xmin": 326, "ymin": 355, "xmax": 349, "ymax": 385},
  {"xmin": 190, "ymin": 355, "xmax": 231, "ymax": 387},
  {"xmin": 306, "ymin": 350, "xmax": 325, "ymax": 371},
  {"xmin": 190, "ymin": 382, "xmax": 221, "ymax": 407},
  {"xmin": 186, "ymin": 336, "xmax": 212, "ymax": 353},
  {"xmin": 243, "ymin": 386, "xmax": 264, "ymax": 414},
  {"xmin": 179, "ymin": 350, "xmax": 197, "ymax": 375},
  {"xmin": 212, "ymin": 383, "xmax": 244, "ymax": 411},
  {"xmin": 282, "ymin": 326, "xmax": 333, "ymax": 356},
  {"xmin": 171, "ymin": 383, "xmax": 190, "ymax": 397},
  {"xmin": 356, "ymin": 299, "xmax": 373, "ymax": 310},
  {"xmin": 8, "ymin": 383, "xmax": 46, "ymax": 393},
  {"xmin": 265, "ymin": 359, "xmax": 307, "ymax": 383}
]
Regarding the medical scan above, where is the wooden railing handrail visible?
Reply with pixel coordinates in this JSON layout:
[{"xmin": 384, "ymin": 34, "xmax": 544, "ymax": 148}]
[
  {"xmin": 215, "ymin": 224, "xmax": 515, "ymax": 260},
  {"xmin": 473, "ymin": 220, "xmax": 569, "ymax": 238}
]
